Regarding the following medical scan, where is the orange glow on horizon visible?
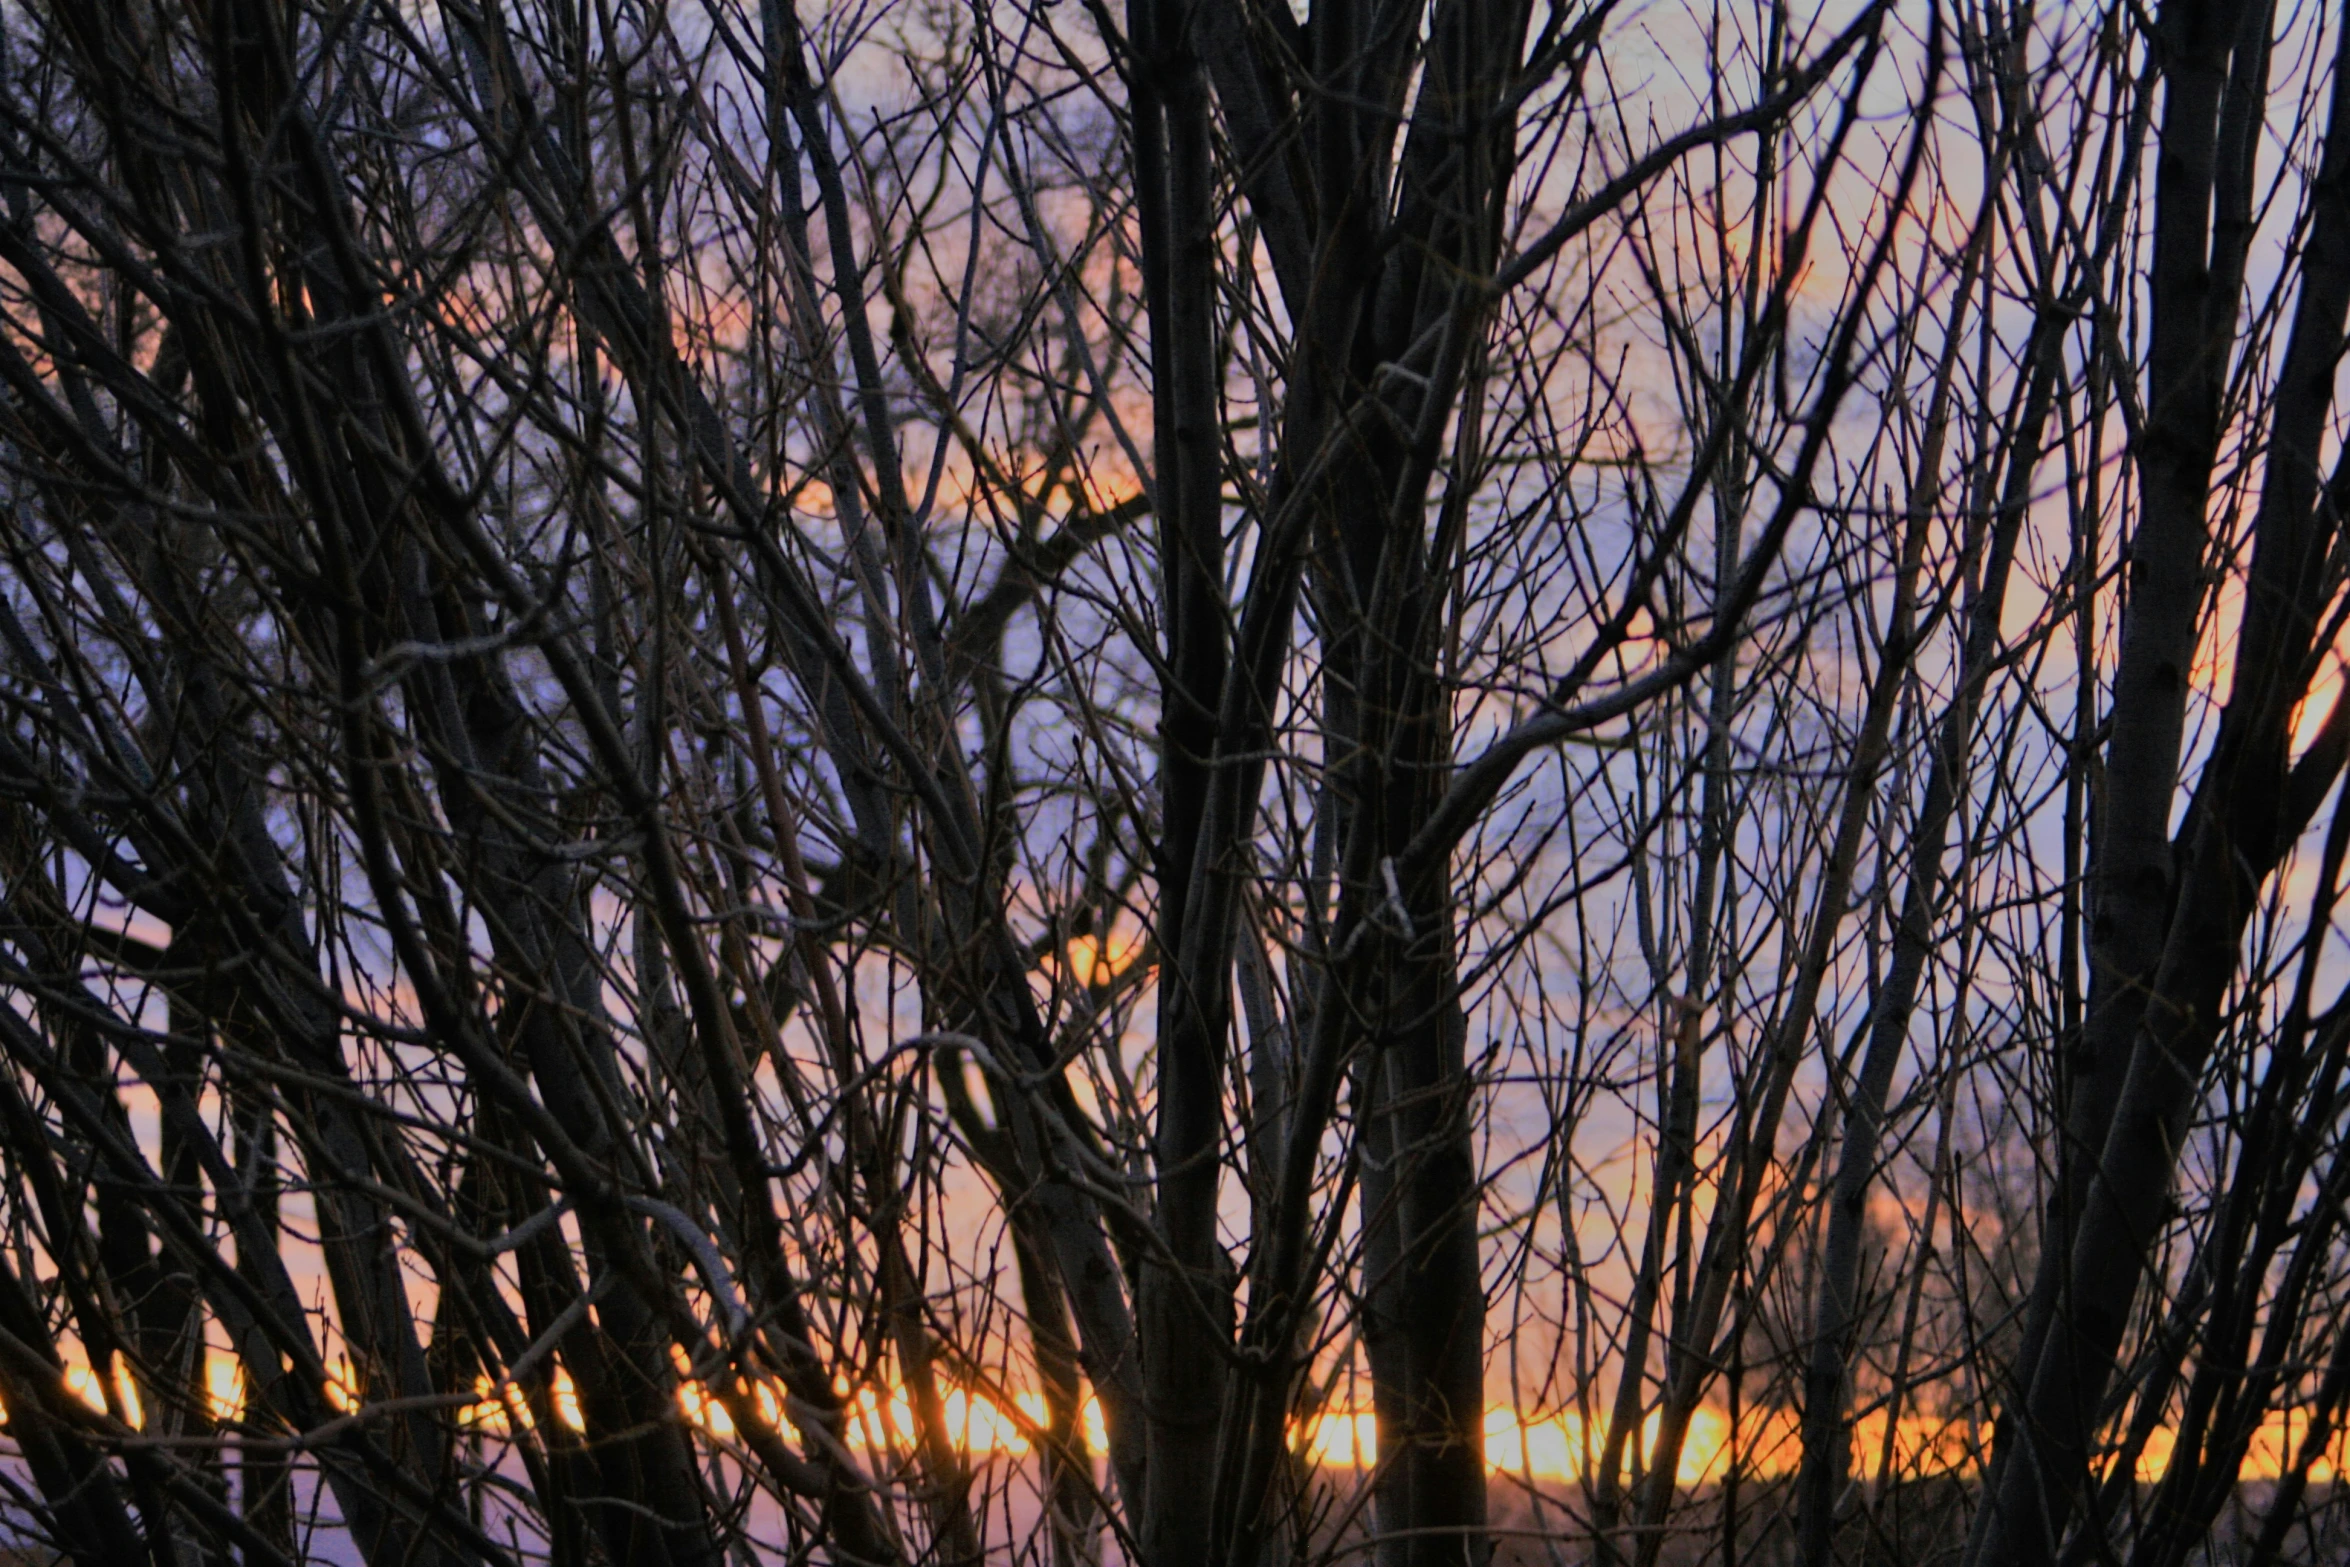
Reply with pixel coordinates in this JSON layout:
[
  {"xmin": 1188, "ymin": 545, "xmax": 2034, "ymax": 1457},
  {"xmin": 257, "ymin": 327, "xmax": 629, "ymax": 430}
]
[{"xmin": 32, "ymin": 1349, "xmax": 2336, "ymax": 1493}]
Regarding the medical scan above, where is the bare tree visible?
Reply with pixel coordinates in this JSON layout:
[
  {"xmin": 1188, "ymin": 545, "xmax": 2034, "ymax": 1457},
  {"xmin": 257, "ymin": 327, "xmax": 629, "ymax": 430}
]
[{"xmin": 9, "ymin": 0, "xmax": 2350, "ymax": 1565}]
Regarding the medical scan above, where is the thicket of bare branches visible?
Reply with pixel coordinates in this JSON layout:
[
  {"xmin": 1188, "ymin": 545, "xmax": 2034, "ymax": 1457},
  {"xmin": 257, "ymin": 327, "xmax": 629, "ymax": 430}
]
[{"xmin": 5, "ymin": 0, "xmax": 2350, "ymax": 1565}]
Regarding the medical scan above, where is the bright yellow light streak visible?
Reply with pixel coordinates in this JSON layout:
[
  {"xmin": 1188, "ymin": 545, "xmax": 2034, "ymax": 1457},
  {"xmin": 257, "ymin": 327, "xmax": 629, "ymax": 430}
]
[
  {"xmin": 942, "ymin": 1388, "xmax": 1027, "ymax": 1454},
  {"xmin": 324, "ymin": 1356, "xmax": 359, "ymax": 1414},
  {"xmin": 753, "ymin": 1378, "xmax": 804, "ymax": 1442},
  {"xmin": 1482, "ymin": 1408, "xmax": 1582, "ymax": 1479},
  {"xmin": 114, "ymin": 1364, "xmax": 144, "ymax": 1431},
  {"xmin": 677, "ymin": 1377, "xmax": 735, "ymax": 1438},
  {"xmin": 64, "ymin": 1362, "xmax": 106, "ymax": 1415},
  {"xmin": 465, "ymin": 1375, "xmax": 521, "ymax": 1433},
  {"xmin": 1063, "ymin": 932, "xmax": 1143, "ymax": 988},
  {"xmin": 206, "ymin": 1353, "xmax": 244, "ymax": 1423},
  {"xmin": 670, "ymin": 1345, "xmax": 733, "ymax": 1437},
  {"xmin": 550, "ymin": 1366, "xmax": 585, "ymax": 1433},
  {"xmin": 851, "ymin": 1384, "xmax": 916, "ymax": 1450},
  {"xmin": 1300, "ymin": 1410, "xmax": 1379, "ymax": 1468}
]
